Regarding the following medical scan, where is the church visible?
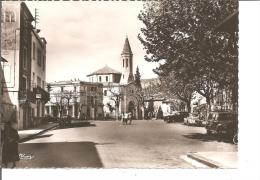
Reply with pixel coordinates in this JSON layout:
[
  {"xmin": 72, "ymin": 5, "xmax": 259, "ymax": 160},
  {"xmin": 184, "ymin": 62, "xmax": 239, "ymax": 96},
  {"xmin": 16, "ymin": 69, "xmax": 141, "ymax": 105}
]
[{"xmin": 87, "ymin": 37, "xmax": 143, "ymax": 120}]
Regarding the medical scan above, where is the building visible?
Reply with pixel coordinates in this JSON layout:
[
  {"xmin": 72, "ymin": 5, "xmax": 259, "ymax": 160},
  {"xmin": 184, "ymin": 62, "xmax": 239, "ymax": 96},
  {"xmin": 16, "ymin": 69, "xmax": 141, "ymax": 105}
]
[
  {"xmin": 86, "ymin": 37, "xmax": 144, "ymax": 119},
  {"xmin": 45, "ymin": 80, "xmax": 103, "ymax": 120},
  {"xmin": 1, "ymin": 2, "xmax": 49, "ymax": 129},
  {"xmin": 120, "ymin": 37, "xmax": 134, "ymax": 84},
  {"xmin": 87, "ymin": 66, "xmax": 122, "ymax": 119},
  {"xmin": 0, "ymin": 57, "xmax": 15, "ymax": 125},
  {"xmin": 30, "ymin": 29, "xmax": 48, "ymax": 126}
]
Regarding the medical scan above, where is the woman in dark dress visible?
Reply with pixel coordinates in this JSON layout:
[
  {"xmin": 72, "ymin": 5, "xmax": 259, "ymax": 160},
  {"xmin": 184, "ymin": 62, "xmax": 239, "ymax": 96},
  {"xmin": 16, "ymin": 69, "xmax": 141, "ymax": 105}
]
[{"xmin": 2, "ymin": 113, "xmax": 20, "ymax": 168}]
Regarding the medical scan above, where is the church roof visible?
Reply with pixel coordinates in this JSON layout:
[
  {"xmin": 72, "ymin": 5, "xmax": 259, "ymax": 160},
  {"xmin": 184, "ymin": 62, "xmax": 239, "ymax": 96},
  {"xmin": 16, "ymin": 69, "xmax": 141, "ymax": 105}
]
[
  {"xmin": 87, "ymin": 65, "xmax": 122, "ymax": 76},
  {"xmin": 121, "ymin": 37, "xmax": 133, "ymax": 55}
]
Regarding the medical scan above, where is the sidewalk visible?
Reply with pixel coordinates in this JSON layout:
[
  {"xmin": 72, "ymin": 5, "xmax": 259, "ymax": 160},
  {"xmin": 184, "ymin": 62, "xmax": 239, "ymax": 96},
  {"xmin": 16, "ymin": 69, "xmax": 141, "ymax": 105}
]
[
  {"xmin": 18, "ymin": 122, "xmax": 59, "ymax": 143},
  {"xmin": 186, "ymin": 151, "xmax": 238, "ymax": 168}
]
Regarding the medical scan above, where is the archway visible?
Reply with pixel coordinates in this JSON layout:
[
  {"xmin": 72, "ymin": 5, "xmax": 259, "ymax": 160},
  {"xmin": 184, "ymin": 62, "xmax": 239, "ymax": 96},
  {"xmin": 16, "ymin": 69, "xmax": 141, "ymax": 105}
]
[{"xmin": 128, "ymin": 101, "xmax": 136, "ymax": 119}]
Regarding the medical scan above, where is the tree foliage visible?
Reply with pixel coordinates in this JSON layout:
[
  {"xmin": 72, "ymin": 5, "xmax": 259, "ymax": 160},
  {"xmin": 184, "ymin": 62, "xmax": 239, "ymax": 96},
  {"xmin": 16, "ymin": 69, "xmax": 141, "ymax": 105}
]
[
  {"xmin": 135, "ymin": 66, "xmax": 142, "ymax": 88},
  {"xmin": 138, "ymin": 0, "xmax": 238, "ymax": 109}
]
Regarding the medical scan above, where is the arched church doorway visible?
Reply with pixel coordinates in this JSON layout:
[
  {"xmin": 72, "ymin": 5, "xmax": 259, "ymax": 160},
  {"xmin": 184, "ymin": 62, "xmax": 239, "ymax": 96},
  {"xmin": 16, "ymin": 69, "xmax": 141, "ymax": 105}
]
[{"xmin": 128, "ymin": 101, "xmax": 136, "ymax": 119}]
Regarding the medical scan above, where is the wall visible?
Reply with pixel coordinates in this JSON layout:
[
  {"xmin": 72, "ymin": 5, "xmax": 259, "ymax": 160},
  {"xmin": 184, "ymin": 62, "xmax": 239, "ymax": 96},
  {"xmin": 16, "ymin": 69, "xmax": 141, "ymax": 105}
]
[{"xmin": 1, "ymin": 2, "xmax": 22, "ymax": 128}]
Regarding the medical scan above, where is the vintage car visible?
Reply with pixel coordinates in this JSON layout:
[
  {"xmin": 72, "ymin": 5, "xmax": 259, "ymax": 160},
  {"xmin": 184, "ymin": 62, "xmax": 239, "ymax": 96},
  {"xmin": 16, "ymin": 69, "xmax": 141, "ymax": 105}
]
[
  {"xmin": 164, "ymin": 111, "xmax": 189, "ymax": 123},
  {"xmin": 194, "ymin": 117, "xmax": 207, "ymax": 127},
  {"xmin": 184, "ymin": 113, "xmax": 199, "ymax": 126},
  {"xmin": 163, "ymin": 111, "xmax": 180, "ymax": 123},
  {"xmin": 206, "ymin": 112, "xmax": 238, "ymax": 137}
]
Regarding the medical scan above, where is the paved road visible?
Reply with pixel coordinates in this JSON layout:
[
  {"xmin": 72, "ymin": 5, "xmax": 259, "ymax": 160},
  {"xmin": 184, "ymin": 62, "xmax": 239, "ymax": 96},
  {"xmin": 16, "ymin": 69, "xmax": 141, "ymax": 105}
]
[{"xmin": 16, "ymin": 120, "xmax": 237, "ymax": 168}]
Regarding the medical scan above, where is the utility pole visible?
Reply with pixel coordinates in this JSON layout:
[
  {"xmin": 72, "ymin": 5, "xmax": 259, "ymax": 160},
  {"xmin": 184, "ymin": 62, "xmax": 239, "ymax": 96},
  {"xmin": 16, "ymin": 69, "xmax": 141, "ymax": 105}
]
[{"xmin": 34, "ymin": 8, "xmax": 39, "ymax": 30}]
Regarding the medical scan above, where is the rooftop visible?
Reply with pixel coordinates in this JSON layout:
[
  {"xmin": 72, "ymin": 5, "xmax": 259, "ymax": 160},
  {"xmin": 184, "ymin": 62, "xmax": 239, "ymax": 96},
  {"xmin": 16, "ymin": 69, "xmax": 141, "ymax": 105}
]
[
  {"xmin": 87, "ymin": 65, "xmax": 122, "ymax": 76},
  {"xmin": 121, "ymin": 37, "xmax": 133, "ymax": 55}
]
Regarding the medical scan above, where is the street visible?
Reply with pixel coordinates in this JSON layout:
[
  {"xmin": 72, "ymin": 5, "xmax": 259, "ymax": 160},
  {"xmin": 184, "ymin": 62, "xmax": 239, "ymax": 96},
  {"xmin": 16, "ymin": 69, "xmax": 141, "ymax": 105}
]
[{"xmin": 17, "ymin": 120, "xmax": 237, "ymax": 168}]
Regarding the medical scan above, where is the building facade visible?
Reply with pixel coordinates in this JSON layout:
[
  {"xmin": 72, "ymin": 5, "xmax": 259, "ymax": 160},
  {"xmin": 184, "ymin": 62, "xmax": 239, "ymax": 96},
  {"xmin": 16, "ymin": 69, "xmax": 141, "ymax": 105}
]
[
  {"xmin": 45, "ymin": 80, "xmax": 103, "ymax": 120},
  {"xmin": 86, "ymin": 37, "xmax": 144, "ymax": 119},
  {"xmin": 1, "ymin": 2, "xmax": 49, "ymax": 129},
  {"xmin": 30, "ymin": 30, "xmax": 48, "ymax": 126}
]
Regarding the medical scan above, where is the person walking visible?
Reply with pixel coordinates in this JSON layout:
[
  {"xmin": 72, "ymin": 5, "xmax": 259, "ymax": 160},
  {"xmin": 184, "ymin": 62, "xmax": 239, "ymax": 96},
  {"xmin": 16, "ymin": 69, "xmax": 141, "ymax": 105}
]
[{"xmin": 2, "ymin": 112, "xmax": 20, "ymax": 168}]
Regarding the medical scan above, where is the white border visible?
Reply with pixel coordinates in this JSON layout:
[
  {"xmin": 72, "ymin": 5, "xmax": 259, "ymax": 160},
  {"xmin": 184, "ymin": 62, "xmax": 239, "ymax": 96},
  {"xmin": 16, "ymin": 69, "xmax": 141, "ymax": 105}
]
[{"xmin": 2, "ymin": 1, "xmax": 260, "ymax": 180}]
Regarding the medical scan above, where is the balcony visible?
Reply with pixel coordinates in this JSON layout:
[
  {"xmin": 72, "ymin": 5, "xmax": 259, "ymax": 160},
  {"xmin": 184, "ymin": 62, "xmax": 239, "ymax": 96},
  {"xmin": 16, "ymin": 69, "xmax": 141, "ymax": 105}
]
[{"xmin": 18, "ymin": 89, "xmax": 36, "ymax": 103}]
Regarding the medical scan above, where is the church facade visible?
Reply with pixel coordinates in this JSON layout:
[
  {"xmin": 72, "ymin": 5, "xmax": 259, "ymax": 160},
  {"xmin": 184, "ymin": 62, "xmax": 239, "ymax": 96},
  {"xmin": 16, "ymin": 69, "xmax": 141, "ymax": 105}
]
[{"xmin": 87, "ymin": 37, "xmax": 143, "ymax": 120}]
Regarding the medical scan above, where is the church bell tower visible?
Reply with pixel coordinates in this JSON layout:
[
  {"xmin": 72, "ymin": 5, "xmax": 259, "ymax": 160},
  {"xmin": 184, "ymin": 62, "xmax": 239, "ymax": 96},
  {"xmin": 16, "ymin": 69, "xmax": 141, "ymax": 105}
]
[{"xmin": 120, "ymin": 36, "xmax": 134, "ymax": 84}]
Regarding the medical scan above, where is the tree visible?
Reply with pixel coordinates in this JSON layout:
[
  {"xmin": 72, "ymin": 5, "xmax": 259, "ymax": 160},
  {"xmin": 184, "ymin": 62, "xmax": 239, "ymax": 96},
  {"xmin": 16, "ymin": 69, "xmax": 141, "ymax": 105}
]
[
  {"xmin": 107, "ymin": 83, "xmax": 123, "ymax": 120},
  {"xmin": 157, "ymin": 106, "xmax": 163, "ymax": 119},
  {"xmin": 52, "ymin": 90, "xmax": 76, "ymax": 118},
  {"xmin": 159, "ymin": 73, "xmax": 194, "ymax": 112},
  {"xmin": 106, "ymin": 103, "xmax": 115, "ymax": 113},
  {"xmin": 135, "ymin": 66, "xmax": 142, "ymax": 88},
  {"xmin": 46, "ymin": 83, "xmax": 52, "ymax": 93},
  {"xmin": 138, "ymin": 0, "xmax": 238, "ymax": 111},
  {"xmin": 52, "ymin": 91, "xmax": 65, "ymax": 118},
  {"xmin": 147, "ymin": 100, "xmax": 154, "ymax": 118},
  {"xmin": 63, "ymin": 90, "xmax": 74, "ymax": 116}
]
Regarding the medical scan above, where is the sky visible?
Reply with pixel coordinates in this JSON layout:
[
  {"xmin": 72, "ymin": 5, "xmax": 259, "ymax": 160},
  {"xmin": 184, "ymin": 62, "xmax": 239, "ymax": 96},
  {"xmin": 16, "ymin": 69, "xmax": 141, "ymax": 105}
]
[{"xmin": 26, "ymin": 1, "xmax": 159, "ymax": 83}]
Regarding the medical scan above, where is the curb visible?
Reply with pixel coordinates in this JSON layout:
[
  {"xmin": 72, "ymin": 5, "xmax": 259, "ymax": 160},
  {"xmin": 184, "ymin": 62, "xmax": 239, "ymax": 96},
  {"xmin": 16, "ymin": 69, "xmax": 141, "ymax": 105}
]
[
  {"xmin": 187, "ymin": 153, "xmax": 222, "ymax": 168},
  {"xmin": 18, "ymin": 124, "xmax": 59, "ymax": 143}
]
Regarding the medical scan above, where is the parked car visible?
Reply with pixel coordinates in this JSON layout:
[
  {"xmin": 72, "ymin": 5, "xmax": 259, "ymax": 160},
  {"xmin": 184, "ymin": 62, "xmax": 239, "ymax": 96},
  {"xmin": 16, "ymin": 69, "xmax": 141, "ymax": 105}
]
[
  {"xmin": 45, "ymin": 115, "xmax": 58, "ymax": 123},
  {"xmin": 194, "ymin": 117, "xmax": 207, "ymax": 127},
  {"xmin": 184, "ymin": 113, "xmax": 199, "ymax": 126},
  {"xmin": 164, "ymin": 111, "xmax": 180, "ymax": 123},
  {"xmin": 175, "ymin": 112, "xmax": 189, "ymax": 122},
  {"xmin": 59, "ymin": 115, "xmax": 72, "ymax": 127},
  {"xmin": 206, "ymin": 112, "xmax": 238, "ymax": 137}
]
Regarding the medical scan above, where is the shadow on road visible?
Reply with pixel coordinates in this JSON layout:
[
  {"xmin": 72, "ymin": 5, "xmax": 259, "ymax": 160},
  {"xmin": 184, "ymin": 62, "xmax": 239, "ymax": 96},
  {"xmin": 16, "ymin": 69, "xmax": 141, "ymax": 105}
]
[
  {"xmin": 17, "ymin": 141, "xmax": 103, "ymax": 168},
  {"xmin": 55, "ymin": 121, "xmax": 96, "ymax": 130},
  {"xmin": 183, "ymin": 133, "xmax": 233, "ymax": 144},
  {"xmin": 19, "ymin": 134, "xmax": 54, "ymax": 143}
]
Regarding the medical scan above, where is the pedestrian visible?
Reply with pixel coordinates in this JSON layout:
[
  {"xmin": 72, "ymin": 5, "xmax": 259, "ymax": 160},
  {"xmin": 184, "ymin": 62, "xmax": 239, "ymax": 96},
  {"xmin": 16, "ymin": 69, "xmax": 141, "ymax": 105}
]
[{"xmin": 2, "ymin": 112, "xmax": 20, "ymax": 168}]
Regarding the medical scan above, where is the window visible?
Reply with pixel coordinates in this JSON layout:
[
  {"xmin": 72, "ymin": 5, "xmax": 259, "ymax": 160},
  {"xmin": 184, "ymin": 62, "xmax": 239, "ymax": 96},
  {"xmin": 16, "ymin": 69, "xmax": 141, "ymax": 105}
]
[
  {"xmin": 123, "ymin": 59, "xmax": 124, "ymax": 67},
  {"xmin": 90, "ymin": 96, "xmax": 94, "ymax": 106},
  {"xmin": 43, "ymin": 55, "xmax": 46, "ymax": 71},
  {"xmin": 23, "ymin": 48, "xmax": 27, "ymax": 69},
  {"xmin": 32, "ymin": 72, "xmax": 35, "ymax": 86},
  {"xmin": 37, "ymin": 76, "xmax": 41, "ymax": 87},
  {"xmin": 126, "ymin": 59, "xmax": 128, "ymax": 68},
  {"xmin": 42, "ymin": 81, "xmax": 45, "ymax": 89},
  {"xmin": 99, "ymin": 76, "xmax": 102, "ymax": 82},
  {"xmin": 74, "ymin": 86, "xmax": 77, "ymax": 92},
  {"xmin": 11, "ymin": 12, "xmax": 15, "ymax": 22},
  {"xmin": 106, "ymin": 76, "xmax": 108, "ymax": 82},
  {"xmin": 104, "ymin": 90, "xmax": 107, "ymax": 96},
  {"xmin": 1, "ymin": 11, "xmax": 4, "ymax": 22},
  {"xmin": 91, "ymin": 87, "xmax": 97, "ymax": 92},
  {"xmin": 21, "ymin": 77, "xmax": 27, "ymax": 90},
  {"xmin": 33, "ymin": 42, "xmax": 36, "ymax": 60},
  {"xmin": 37, "ymin": 48, "xmax": 41, "ymax": 66},
  {"xmin": 61, "ymin": 87, "xmax": 64, "ymax": 92},
  {"xmin": 4, "ymin": 11, "xmax": 16, "ymax": 22}
]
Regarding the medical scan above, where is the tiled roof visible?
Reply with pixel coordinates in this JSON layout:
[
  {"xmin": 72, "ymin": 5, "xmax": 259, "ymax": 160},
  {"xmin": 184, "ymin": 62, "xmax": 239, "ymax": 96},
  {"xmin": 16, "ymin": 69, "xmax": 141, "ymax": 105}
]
[
  {"xmin": 87, "ymin": 65, "xmax": 122, "ymax": 76},
  {"xmin": 121, "ymin": 37, "xmax": 132, "ymax": 55}
]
